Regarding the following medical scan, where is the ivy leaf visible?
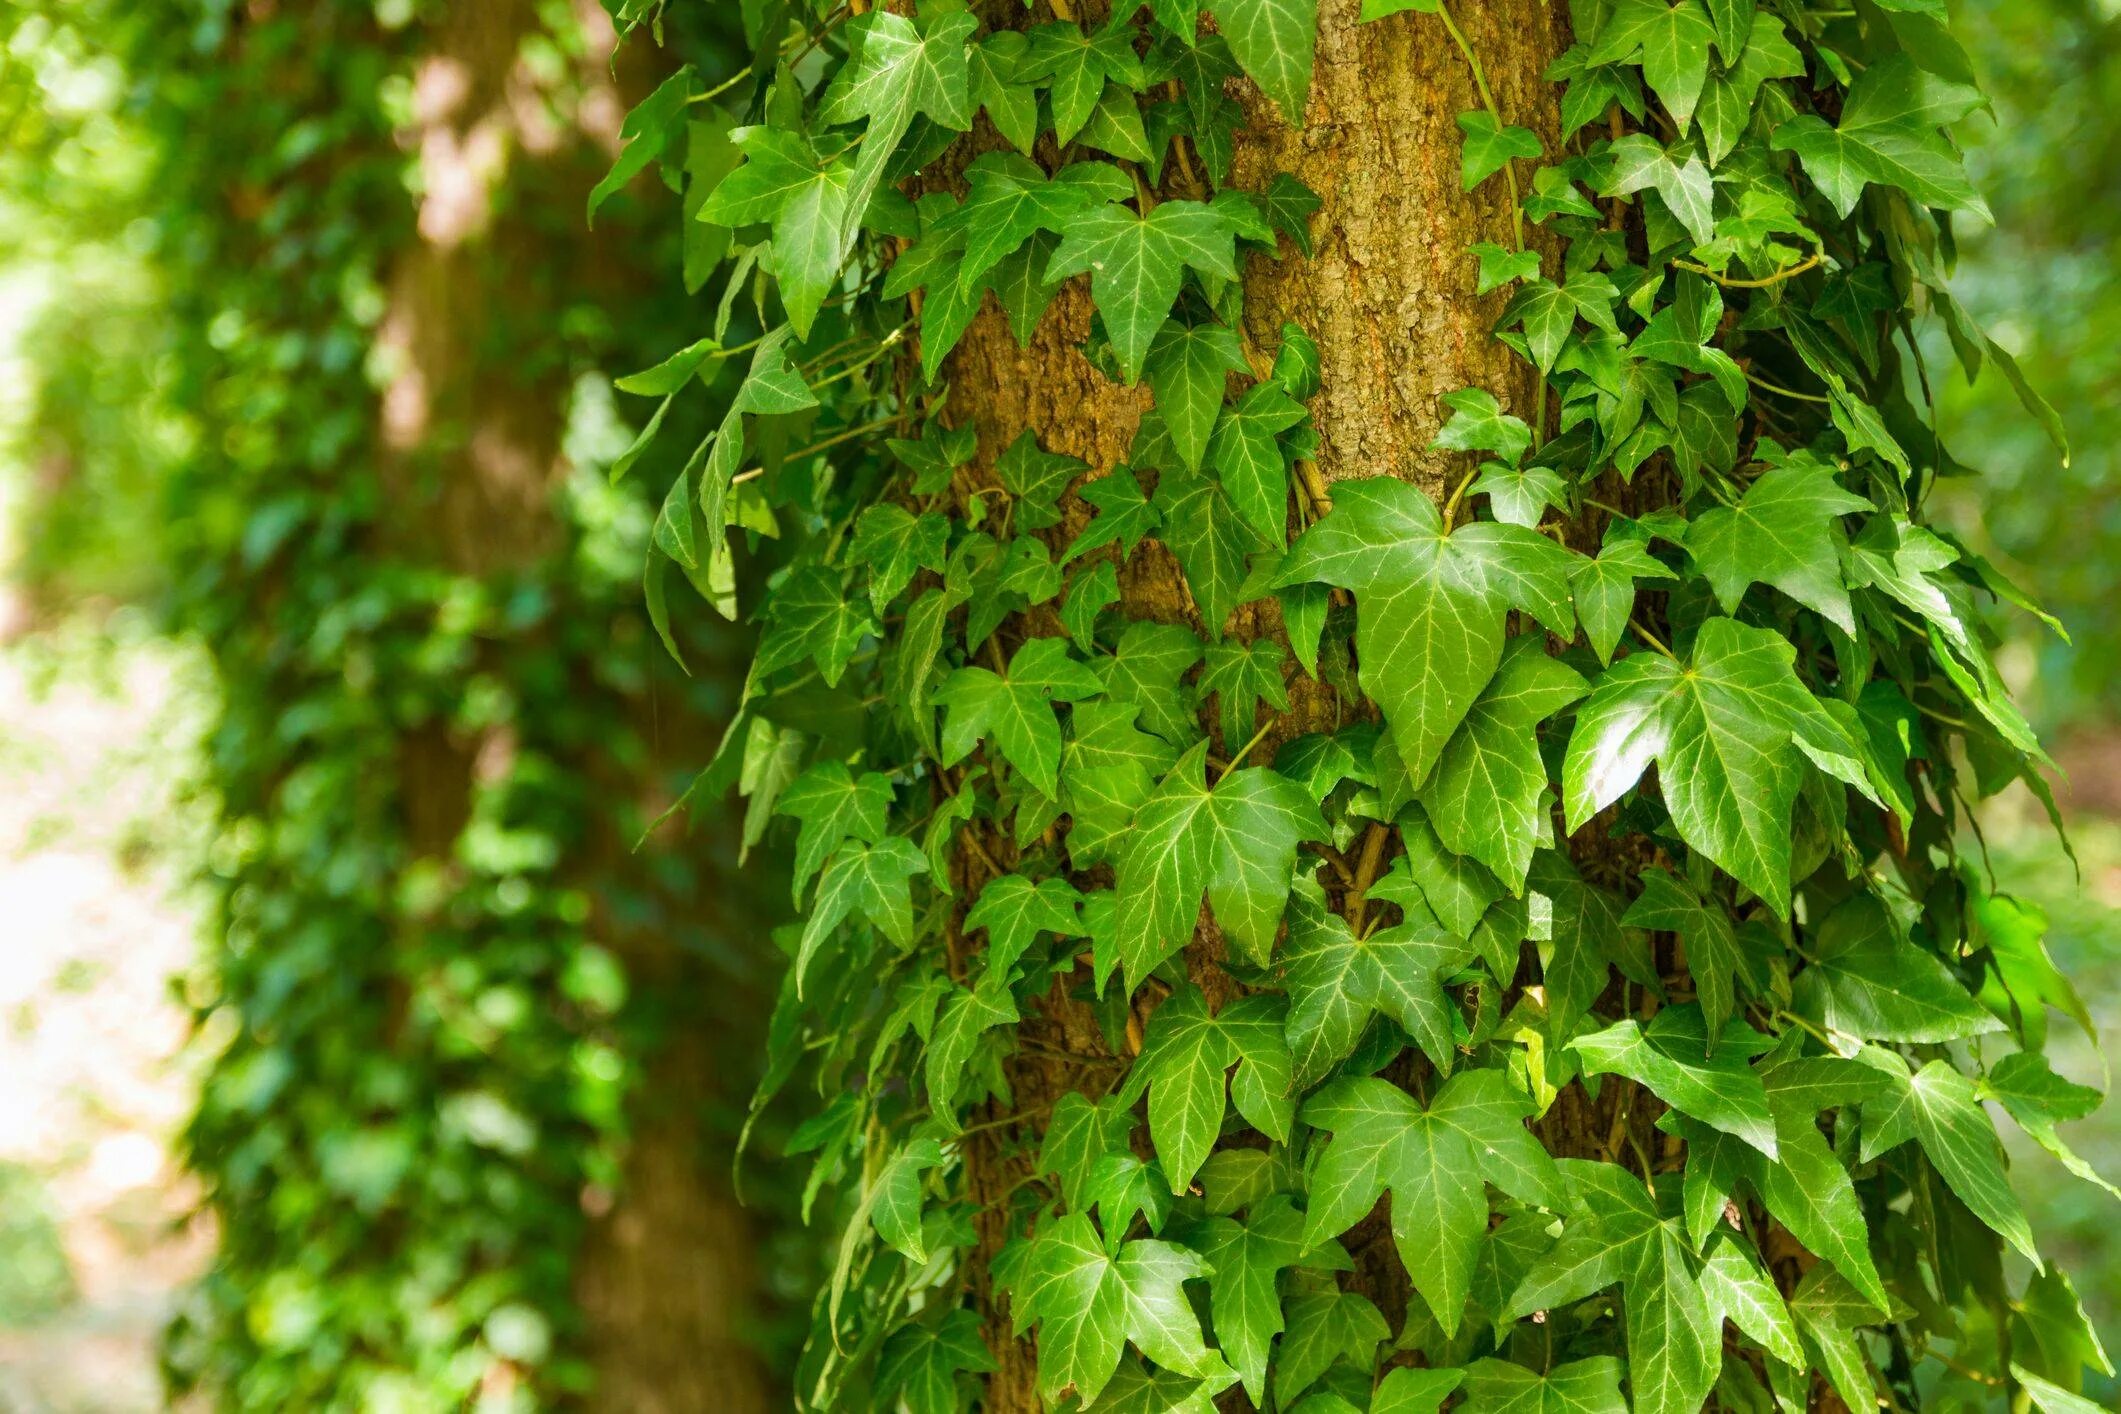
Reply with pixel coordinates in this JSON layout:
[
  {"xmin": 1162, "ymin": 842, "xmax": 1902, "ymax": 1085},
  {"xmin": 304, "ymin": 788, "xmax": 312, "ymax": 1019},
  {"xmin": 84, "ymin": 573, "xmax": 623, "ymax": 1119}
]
[
  {"xmin": 1113, "ymin": 741, "xmax": 1325, "ymax": 985},
  {"xmin": 1457, "ymin": 111, "xmax": 1543, "ymax": 190},
  {"xmin": 1590, "ymin": 0, "xmax": 1716, "ymax": 127},
  {"xmin": 1193, "ymin": 1195, "xmax": 1312, "ymax": 1401},
  {"xmin": 1023, "ymin": 17, "xmax": 1146, "ymax": 146},
  {"xmin": 1789, "ymin": 1266, "xmax": 1882, "ymax": 1412},
  {"xmin": 1197, "ymin": 637, "xmax": 1290, "ymax": 751},
  {"xmin": 1499, "ymin": 273, "xmax": 1622, "ymax": 373},
  {"xmin": 937, "ymin": 156, "xmax": 1133, "ymax": 294},
  {"xmin": 1569, "ymin": 1003, "xmax": 1779, "ymax": 1157},
  {"xmin": 866, "ymin": 1136, "xmax": 946, "ymax": 1262},
  {"xmin": 1279, "ymin": 879, "xmax": 1473, "ymax": 1085},
  {"xmin": 1600, "ymin": 133, "xmax": 1714, "ymax": 246},
  {"xmin": 848, "ymin": 504, "xmax": 950, "ymax": 611},
  {"xmin": 797, "ymin": 836, "xmax": 929, "ymax": 990},
  {"xmin": 1472, "ymin": 242, "xmax": 1543, "ymax": 295},
  {"xmin": 1042, "ymin": 1092, "xmax": 1140, "ymax": 1209},
  {"xmin": 1156, "ymin": 466, "xmax": 1270, "ymax": 637},
  {"xmin": 1458, "ymin": 1357, "xmax": 1626, "ymax": 1414},
  {"xmin": 1569, "ymin": 532, "xmax": 1674, "ymax": 665},
  {"xmin": 1065, "ymin": 465, "xmax": 1162, "ymax": 563},
  {"xmin": 1120, "ymin": 986, "xmax": 1293, "ymax": 1191},
  {"xmin": 1419, "ymin": 636, "xmax": 1587, "ymax": 892},
  {"xmin": 1563, "ymin": 617, "xmax": 1849, "ymax": 916},
  {"xmin": 1064, "ymin": 559, "xmax": 1121, "ymax": 651},
  {"xmin": 755, "ymin": 565, "xmax": 877, "ymax": 687},
  {"xmin": 965, "ymin": 874, "xmax": 1083, "ymax": 981},
  {"xmin": 1620, "ymin": 869, "xmax": 1743, "ymax": 1041},
  {"xmin": 1470, "ymin": 461, "xmax": 1566, "ymax": 529},
  {"xmin": 1009, "ymin": 1213, "xmax": 1231, "ymax": 1407},
  {"xmin": 996, "ymin": 429, "xmax": 1087, "ymax": 531},
  {"xmin": 1698, "ymin": 1235, "xmax": 1803, "ymax": 1366},
  {"xmin": 1095, "ymin": 621, "xmax": 1205, "ymax": 745},
  {"xmin": 1303, "ymin": 1070, "xmax": 1562, "ymax": 1334},
  {"xmin": 697, "ymin": 127, "xmax": 854, "ymax": 337},
  {"xmin": 1697, "ymin": 14, "xmax": 1804, "ymax": 165},
  {"xmin": 877, "ymin": 1309, "xmax": 998, "ymax": 1414},
  {"xmin": 968, "ymin": 32, "xmax": 1040, "ymax": 153},
  {"xmin": 1685, "ymin": 457, "xmax": 1871, "ymax": 633},
  {"xmin": 1769, "ymin": 55, "xmax": 1989, "ymax": 219},
  {"xmin": 1504, "ymin": 1161, "xmax": 1720, "ymax": 1414},
  {"xmin": 1871, "ymin": 1058, "xmax": 2039, "ymax": 1263},
  {"xmin": 1792, "ymin": 892, "xmax": 2001, "ymax": 1043},
  {"xmin": 1530, "ymin": 852, "xmax": 1647, "ymax": 1033},
  {"xmin": 1146, "ymin": 321, "xmax": 1251, "ymax": 472},
  {"xmin": 928, "ymin": 978, "xmax": 1019, "ymax": 1117},
  {"xmin": 1432, "ymin": 387, "xmax": 1534, "ymax": 465},
  {"xmin": 936, "ymin": 636, "xmax": 1104, "ymax": 798},
  {"xmin": 1206, "ymin": 0, "xmax": 1318, "ymax": 123},
  {"xmin": 817, "ymin": 10, "xmax": 977, "ymax": 136},
  {"xmin": 1278, "ymin": 478, "xmax": 1576, "ymax": 788},
  {"xmin": 776, "ymin": 761, "xmax": 893, "ymax": 904},
  {"xmin": 1208, "ymin": 381, "xmax": 1309, "ymax": 545},
  {"xmin": 1047, "ymin": 201, "xmax": 1242, "ymax": 383},
  {"xmin": 1981, "ymin": 1052, "xmax": 2119, "ymax": 1198},
  {"xmin": 1275, "ymin": 1278, "xmax": 1390, "ymax": 1404},
  {"xmin": 1374, "ymin": 1367, "xmax": 1468, "ymax": 1414}
]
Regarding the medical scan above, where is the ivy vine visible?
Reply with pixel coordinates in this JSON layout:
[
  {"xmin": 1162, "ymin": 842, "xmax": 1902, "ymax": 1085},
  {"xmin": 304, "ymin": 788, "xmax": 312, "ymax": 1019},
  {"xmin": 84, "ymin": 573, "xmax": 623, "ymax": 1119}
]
[{"xmin": 614, "ymin": 0, "xmax": 2111, "ymax": 1411}]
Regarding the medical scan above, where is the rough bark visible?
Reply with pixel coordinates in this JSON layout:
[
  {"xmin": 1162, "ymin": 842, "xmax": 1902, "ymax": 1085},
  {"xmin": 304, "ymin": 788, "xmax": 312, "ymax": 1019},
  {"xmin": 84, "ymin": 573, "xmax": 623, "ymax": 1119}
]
[
  {"xmin": 373, "ymin": 3, "xmax": 772, "ymax": 1407},
  {"xmin": 940, "ymin": 3, "xmax": 1577, "ymax": 1405}
]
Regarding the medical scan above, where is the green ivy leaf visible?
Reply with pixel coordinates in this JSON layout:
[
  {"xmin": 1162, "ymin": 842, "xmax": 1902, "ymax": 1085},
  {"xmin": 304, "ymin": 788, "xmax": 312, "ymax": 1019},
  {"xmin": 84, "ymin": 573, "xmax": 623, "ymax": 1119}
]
[
  {"xmin": 1418, "ymin": 636, "xmax": 1587, "ymax": 891},
  {"xmin": 1590, "ymin": 0, "xmax": 1716, "ymax": 127},
  {"xmin": 1146, "ymin": 321, "xmax": 1251, "ymax": 472},
  {"xmin": 1620, "ymin": 868, "xmax": 1743, "ymax": 1040},
  {"xmin": 1458, "ymin": 1357, "xmax": 1626, "ymax": 1414},
  {"xmin": 1274, "ymin": 1276, "xmax": 1389, "ymax": 1404},
  {"xmin": 1048, "ymin": 201, "xmax": 1242, "ymax": 383},
  {"xmin": 1279, "ymin": 878, "xmax": 1473, "ymax": 1085},
  {"xmin": 936, "ymin": 636, "xmax": 1104, "ymax": 798},
  {"xmin": 1279, "ymin": 478, "xmax": 1576, "ymax": 787},
  {"xmin": 848, "ymin": 504, "xmax": 950, "ymax": 611},
  {"xmin": 1769, "ymin": 55, "xmax": 1990, "ymax": 219},
  {"xmin": 1065, "ymin": 465, "xmax": 1162, "ymax": 564},
  {"xmin": 1156, "ymin": 466, "xmax": 1270, "ymax": 637},
  {"xmin": 756, "ymin": 565, "xmax": 878, "ymax": 687},
  {"xmin": 876, "ymin": 1309, "xmax": 998, "ymax": 1414},
  {"xmin": 1112, "ymin": 741, "xmax": 1325, "ymax": 984},
  {"xmin": 1568, "ymin": 530, "xmax": 1674, "ymax": 665},
  {"xmin": 964, "ymin": 874, "xmax": 1083, "ymax": 981},
  {"xmin": 1009, "ymin": 1213, "xmax": 1232, "ymax": 1407},
  {"xmin": 936, "ymin": 155, "xmax": 1132, "ymax": 294},
  {"xmin": 1563, "ymin": 617, "xmax": 1852, "ymax": 916},
  {"xmin": 1866, "ymin": 1058, "xmax": 2039, "ymax": 1263},
  {"xmin": 1981, "ymin": 1052, "xmax": 2119, "ymax": 1198},
  {"xmin": 1192, "ymin": 1195, "xmax": 1313, "ymax": 1401},
  {"xmin": 1206, "ymin": 0, "xmax": 1318, "ymax": 123},
  {"xmin": 1024, "ymin": 17, "xmax": 1147, "ymax": 146},
  {"xmin": 776, "ymin": 761, "xmax": 893, "ymax": 904},
  {"xmin": 1303, "ymin": 1070, "xmax": 1562, "ymax": 1334},
  {"xmin": 1208, "ymin": 381, "xmax": 1309, "ymax": 544},
  {"xmin": 995, "ymin": 429, "xmax": 1087, "ymax": 531},
  {"xmin": 797, "ymin": 836, "xmax": 929, "ymax": 989},
  {"xmin": 1197, "ymin": 636, "xmax": 1290, "ymax": 751},
  {"xmin": 1792, "ymin": 892, "xmax": 2001, "ymax": 1043},
  {"xmin": 1685, "ymin": 456, "xmax": 1871, "ymax": 633},
  {"xmin": 1457, "ymin": 111, "xmax": 1543, "ymax": 190},
  {"xmin": 1570, "ymin": 1003, "xmax": 1779, "ymax": 1157},
  {"xmin": 1119, "ymin": 986, "xmax": 1293, "ymax": 1191}
]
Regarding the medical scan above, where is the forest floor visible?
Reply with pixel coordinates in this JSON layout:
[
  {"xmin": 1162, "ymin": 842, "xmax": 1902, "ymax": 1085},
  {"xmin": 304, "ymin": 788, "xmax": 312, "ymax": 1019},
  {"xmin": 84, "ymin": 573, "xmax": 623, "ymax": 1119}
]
[{"xmin": 0, "ymin": 615, "xmax": 214, "ymax": 1413}]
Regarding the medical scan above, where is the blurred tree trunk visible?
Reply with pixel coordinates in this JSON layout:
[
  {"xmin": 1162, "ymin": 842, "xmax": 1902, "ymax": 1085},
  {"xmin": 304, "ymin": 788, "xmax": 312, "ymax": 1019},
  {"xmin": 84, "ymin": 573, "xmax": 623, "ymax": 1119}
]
[
  {"xmin": 942, "ymin": 1, "xmax": 1577, "ymax": 1401},
  {"xmin": 375, "ymin": 3, "xmax": 771, "ymax": 1408}
]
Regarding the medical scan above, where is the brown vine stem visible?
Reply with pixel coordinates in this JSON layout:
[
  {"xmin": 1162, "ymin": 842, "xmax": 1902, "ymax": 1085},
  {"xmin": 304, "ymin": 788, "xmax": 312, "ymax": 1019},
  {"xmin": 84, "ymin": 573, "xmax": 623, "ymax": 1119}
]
[{"xmin": 1346, "ymin": 820, "xmax": 1391, "ymax": 933}]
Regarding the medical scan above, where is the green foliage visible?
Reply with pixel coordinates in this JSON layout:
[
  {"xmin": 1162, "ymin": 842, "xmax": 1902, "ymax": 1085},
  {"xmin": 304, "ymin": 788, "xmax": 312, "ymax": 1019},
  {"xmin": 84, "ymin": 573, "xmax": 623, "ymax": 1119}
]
[{"xmin": 603, "ymin": 0, "xmax": 2113, "ymax": 1409}]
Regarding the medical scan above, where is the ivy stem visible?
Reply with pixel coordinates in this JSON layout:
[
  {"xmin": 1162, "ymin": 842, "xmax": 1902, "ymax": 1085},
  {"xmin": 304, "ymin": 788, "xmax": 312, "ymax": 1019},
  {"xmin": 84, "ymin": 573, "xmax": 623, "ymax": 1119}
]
[
  {"xmin": 1674, "ymin": 251, "xmax": 1823, "ymax": 289},
  {"xmin": 1628, "ymin": 618, "xmax": 1677, "ymax": 659},
  {"xmin": 1746, "ymin": 370, "xmax": 1830, "ymax": 404},
  {"xmin": 807, "ymin": 324, "xmax": 910, "ymax": 390},
  {"xmin": 730, "ymin": 413, "xmax": 905, "ymax": 485},
  {"xmin": 1224, "ymin": 717, "xmax": 1277, "ymax": 775},
  {"xmin": 1441, "ymin": 463, "xmax": 1482, "ymax": 525}
]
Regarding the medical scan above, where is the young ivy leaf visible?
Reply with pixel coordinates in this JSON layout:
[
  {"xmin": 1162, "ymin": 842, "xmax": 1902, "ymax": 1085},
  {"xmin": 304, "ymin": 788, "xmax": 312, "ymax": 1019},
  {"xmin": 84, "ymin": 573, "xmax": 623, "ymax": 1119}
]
[
  {"xmin": 1196, "ymin": 636, "xmax": 1290, "ymax": 752},
  {"xmin": 1498, "ymin": 272, "xmax": 1622, "ymax": 373},
  {"xmin": 1865, "ymin": 1058, "xmax": 2040, "ymax": 1264},
  {"xmin": 1023, "ymin": 17, "xmax": 1147, "ymax": 147},
  {"xmin": 1274, "ymin": 1278, "xmax": 1390, "ymax": 1405},
  {"xmin": 1981, "ymin": 1052, "xmax": 2119, "ymax": 1198},
  {"xmin": 1111, "ymin": 741, "xmax": 1325, "ymax": 987},
  {"xmin": 696, "ymin": 128, "xmax": 855, "ymax": 338},
  {"xmin": 1563, "ymin": 616, "xmax": 1860, "ymax": 917},
  {"xmin": 1418, "ymin": 635, "xmax": 1588, "ymax": 892},
  {"xmin": 1457, "ymin": 111, "xmax": 1543, "ymax": 191},
  {"xmin": 1007, "ymin": 1213, "xmax": 1233, "ymax": 1408},
  {"xmin": 1600, "ymin": 133, "xmax": 1715, "ymax": 247},
  {"xmin": 1145, "ymin": 320, "xmax": 1251, "ymax": 472},
  {"xmin": 935, "ymin": 636, "xmax": 1104, "ymax": 799},
  {"xmin": 938, "ymin": 156, "xmax": 1134, "ymax": 295},
  {"xmin": 848, "ymin": 504, "xmax": 950, "ymax": 612},
  {"xmin": 1568, "ymin": 530, "xmax": 1674, "ymax": 665},
  {"xmin": 1208, "ymin": 381, "xmax": 1309, "ymax": 545},
  {"xmin": 1684, "ymin": 456, "xmax": 1872, "ymax": 634},
  {"xmin": 1302, "ymin": 1070, "xmax": 1563, "ymax": 1336},
  {"xmin": 796, "ymin": 836, "xmax": 929, "ymax": 991},
  {"xmin": 1047, "ymin": 201, "xmax": 1241, "ymax": 384},
  {"xmin": 1064, "ymin": 465, "xmax": 1162, "ymax": 564},
  {"xmin": 1118, "ymin": 986, "xmax": 1293, "ymax": 1192},
  {"xmin": 1155, "ymin": 466, "xmax": 1270, "ymax": 638},
  {"xmin": 1276, "ymin": 477, "xmax": 1577, "ymax": 789},
  {"xmin": 755, "ymin": 565, "xmax": 878, "ymax": 687},
  {"xmin": 995, "ymin": 429, "xmax": 1088, "ymax": 531},
  {"xmin": 1432, "ymin": 387, "xmax": 1534, "ymax": 466}
]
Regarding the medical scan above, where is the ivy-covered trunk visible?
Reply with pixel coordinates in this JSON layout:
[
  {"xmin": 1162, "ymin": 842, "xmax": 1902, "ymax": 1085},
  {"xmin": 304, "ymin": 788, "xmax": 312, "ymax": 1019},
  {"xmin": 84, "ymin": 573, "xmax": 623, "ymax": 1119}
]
[{"xmin": 611, "ymin": 0, "xmax": 2114, "ymax": 1411}]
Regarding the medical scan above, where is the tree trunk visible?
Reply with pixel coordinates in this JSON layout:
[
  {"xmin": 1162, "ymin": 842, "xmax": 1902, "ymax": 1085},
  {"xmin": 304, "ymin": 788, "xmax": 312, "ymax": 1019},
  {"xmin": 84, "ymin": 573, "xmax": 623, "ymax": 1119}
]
[
  {"xmin": 941, "ymin": 2, "xmax": 1574, "ymax": 1403},
  {"xmin": 376, "ymin": 4, "xmax": 772, "ymax": 1406}
]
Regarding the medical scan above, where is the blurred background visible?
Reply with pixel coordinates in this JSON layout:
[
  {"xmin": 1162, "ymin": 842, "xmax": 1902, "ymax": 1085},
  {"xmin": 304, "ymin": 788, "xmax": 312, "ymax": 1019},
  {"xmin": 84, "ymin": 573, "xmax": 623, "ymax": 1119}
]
[{"xmin": 0, "ymin": 1, "xmax": 2111, "ymax": 1411}]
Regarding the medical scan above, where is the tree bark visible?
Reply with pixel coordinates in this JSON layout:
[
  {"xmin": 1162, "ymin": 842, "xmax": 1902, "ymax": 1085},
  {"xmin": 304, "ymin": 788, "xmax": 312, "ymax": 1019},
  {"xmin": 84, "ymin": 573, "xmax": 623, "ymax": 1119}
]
[
  {"xmin": 940, "ymin": 2, "xmax": 1574, "ymax": 1404},
  {"xmin": 374, "ymin": 3, "xmax": 773, "ymax": 1407}
]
